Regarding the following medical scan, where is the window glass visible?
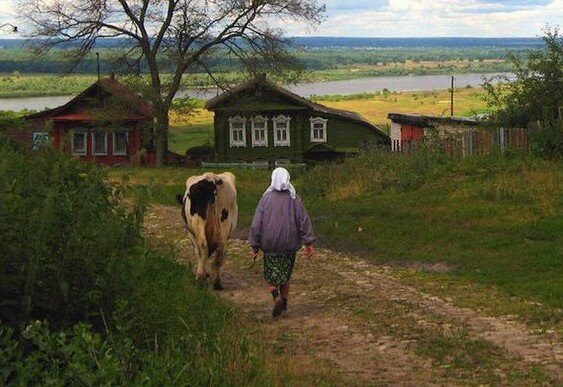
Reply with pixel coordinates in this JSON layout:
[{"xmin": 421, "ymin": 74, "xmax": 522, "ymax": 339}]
[
  {"xmin": 114, "ymin": 131, "xmax": 127, "ymax": 155},
  {"xmin": 93, "ymin": 131, "xmax": 107, "ymax": 154},
  {"xmin": 72, "ymin": 131, "xmax": 87, "ymax": 154}
]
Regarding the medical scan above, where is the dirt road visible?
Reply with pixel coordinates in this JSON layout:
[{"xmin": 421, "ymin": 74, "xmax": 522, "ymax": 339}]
[{"xmin": 145, "ymin": 205, "xmax": 562, "ymax": 385}]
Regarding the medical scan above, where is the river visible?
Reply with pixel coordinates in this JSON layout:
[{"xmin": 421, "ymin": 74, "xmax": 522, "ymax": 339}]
[{"xmin": 0, "ymin": 72, "xmax": 510, "ymax": 112}]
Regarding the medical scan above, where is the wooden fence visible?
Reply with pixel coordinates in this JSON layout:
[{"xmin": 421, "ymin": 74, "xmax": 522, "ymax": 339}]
[{"xmin": 392, "ymin": 127, "xmax": 531, "ymax": 157}]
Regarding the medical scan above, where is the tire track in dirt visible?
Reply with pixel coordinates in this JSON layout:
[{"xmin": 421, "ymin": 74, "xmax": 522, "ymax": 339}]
[
  {"xmin": 145, "ymin": 205, "xmax": 562, "ymax": 385},
  {"xmin": 325, "ymin": 254, "xmax": 563, "ymax": 382}
]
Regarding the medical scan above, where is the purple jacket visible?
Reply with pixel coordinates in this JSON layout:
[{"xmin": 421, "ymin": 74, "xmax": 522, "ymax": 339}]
[{"xmin": 249, "ymin": 190, "xmax": 316, "ymax": 253}]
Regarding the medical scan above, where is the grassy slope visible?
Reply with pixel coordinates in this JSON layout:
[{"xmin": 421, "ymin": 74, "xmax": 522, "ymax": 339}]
[
  {"xmin": 0, "ymin": 74, "xmax": 98, "ymax": 98},
  {"xmin": 318, "ymin": 88, "xmax": 488, "ymax": 129},
  {"xmin": 169, "ymin": 108, "xmax": 215, "ymax": 154},
  {"xmin": 298, "ymin": 152, "xmax": 562, "ymax": 319},
  {"xmin": 108, "ymin": 153, "xmax": 562, "ymax": 329}
]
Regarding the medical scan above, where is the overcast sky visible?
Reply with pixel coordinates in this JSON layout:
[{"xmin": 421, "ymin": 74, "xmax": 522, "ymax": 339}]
[{"xmin": 0, "ymin": 0, "xmax": 561, "ymax": 38}]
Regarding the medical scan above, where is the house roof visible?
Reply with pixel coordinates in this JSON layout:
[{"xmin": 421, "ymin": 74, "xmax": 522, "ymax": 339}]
[
  {"xmin": 25, "ymin": 77, "xmax": 153, "ymax": 122},
  {"xmin": 205, "ymin": 77, "xmax": 388, "ymax": 138},
  {"xmin": 387, "ymin": 113, "xmax": 480, "ymax": 127}
]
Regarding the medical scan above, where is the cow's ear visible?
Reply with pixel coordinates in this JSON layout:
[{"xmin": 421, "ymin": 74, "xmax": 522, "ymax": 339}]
[
  {"xmin": 215, "ymin": 178, "xmax": 223, "ymax": 185},
  {"xmin": 175, "ymin": 194, "xmax": 184, "ymax": 204}
]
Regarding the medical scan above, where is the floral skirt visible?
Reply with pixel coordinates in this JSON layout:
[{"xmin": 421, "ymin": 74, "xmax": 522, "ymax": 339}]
[{"xmin": 263, "ymin": 252, "xmax": 296, "ymax": 286}]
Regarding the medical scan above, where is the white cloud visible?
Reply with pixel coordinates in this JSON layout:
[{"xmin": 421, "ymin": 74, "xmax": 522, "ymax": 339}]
[
  {"xmin": 1, "ymin": 0, "xmax": 561, "ymax": 38},
  {"xmin": 285, "ymin": 0, "xmax": 563, "ymax": 37},
  {"xmin": 0, "ymin": 1, "xmax": 17, "ymax": 38}
]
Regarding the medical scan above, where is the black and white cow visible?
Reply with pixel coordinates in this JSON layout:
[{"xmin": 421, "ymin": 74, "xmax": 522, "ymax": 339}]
[{"xmin": 177, "ymin": 172, "xmax": 237, "ymax": 290}]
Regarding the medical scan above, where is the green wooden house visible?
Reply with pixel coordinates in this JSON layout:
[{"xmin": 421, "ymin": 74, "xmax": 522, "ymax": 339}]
[{"xmin": 205, "ymin": 77, "xmax": 390, "ymax": 164}]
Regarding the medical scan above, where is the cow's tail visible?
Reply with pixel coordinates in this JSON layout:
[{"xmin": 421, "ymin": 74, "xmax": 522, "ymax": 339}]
[{"xmin": 176, "ymin": 193, "xmax": 188, "ymax": 226}]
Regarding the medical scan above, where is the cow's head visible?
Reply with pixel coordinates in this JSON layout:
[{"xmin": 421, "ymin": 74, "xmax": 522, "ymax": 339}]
[{"xmin": 188, "ymin": 179, "xmax": 217, "ymax": 220}]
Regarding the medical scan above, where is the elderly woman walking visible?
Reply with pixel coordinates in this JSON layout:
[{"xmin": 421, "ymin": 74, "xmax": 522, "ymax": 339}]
[{"xmin": 249, "ymin": 167, "xmax": 316, "ymax": 317}]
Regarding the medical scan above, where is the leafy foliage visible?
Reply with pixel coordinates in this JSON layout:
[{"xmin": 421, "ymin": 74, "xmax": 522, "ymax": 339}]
[
  {"xmin": 0, "ymin": 141, "xmax": 273, "ymax": 384},
  {"xmin": 483, "ymin": 28, "xmax": 563, "ymax": 157},
  {"xmin": 185, "ymin": 144, "xmax": 217, "ymax": 162},
  {"xmin": 484, "ymin": 28, "xmax": 562, "ymax": 127},
  {"xmin": 0, "ymin": 140, "xmax": 144, "ymax": 328}
]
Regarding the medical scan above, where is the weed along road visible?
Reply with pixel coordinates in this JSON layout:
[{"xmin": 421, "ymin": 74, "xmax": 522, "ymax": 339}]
[{"xmin": 144, "ymin": 204, "xmax": 562, "ymax": 385}]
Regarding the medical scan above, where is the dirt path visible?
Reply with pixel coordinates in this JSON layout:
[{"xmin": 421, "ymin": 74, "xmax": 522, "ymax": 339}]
[{"xmin": 145, "ymin": 205, "xmax": 562, "ymax": 385}]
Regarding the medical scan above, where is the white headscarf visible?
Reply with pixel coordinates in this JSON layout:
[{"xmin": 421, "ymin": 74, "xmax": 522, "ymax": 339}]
[{"xmin": 263, "ymin": 167, "xmax": 296, "ymax": 199}]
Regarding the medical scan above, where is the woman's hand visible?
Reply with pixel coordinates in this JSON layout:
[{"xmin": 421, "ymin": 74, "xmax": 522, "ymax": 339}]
[
  {"xmin": 302, "ymin": 245, "xmax": 315, "ymax": 258},
  {"xmin": 250, "ymin": 248, "xmax": 260, "ymax": 261}
]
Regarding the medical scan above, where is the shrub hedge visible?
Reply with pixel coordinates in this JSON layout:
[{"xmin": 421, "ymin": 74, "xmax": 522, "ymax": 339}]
[{"xmin": 0, "ymin": 140, "xmax": 271, "ymax": 384}]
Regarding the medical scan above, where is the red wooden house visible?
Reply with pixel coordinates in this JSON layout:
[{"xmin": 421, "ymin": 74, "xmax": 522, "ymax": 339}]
[{"xmin": 23, "ymin": 76, "xmax": 158, "ymax": 166}]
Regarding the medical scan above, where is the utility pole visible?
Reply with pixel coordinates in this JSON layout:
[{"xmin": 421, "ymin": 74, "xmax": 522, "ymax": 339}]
[
  {"xmin": 96, "ymin": 52, "xmax": 100, "ymax": 80},
  {"xmin": 450, "ymin": 75, "xmax": 454, "ymax": 116}
]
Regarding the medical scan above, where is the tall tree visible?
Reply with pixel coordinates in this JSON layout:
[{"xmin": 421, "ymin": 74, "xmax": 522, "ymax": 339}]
[
  {"xmin": 18, "ymin": 0, "xmax": 325, "ymax": 165},
  {"xmin": 483, "ymin": 28, "xmax": 563, "ymax": 129}
]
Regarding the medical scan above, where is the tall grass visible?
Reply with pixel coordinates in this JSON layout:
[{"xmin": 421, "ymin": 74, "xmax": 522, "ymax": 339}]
[
  {"xmin": 0, "ymin": 141, "xmax": 279, "ymax": 384},
  {"xmin": 298, "ymin": 148, "xmax": 562, "ymax": 312}
]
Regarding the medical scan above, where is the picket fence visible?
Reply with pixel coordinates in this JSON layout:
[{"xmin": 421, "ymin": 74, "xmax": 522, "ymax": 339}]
[{"xmin": 391, "ymin": 127, "xmax": 531, "ymax": 157}]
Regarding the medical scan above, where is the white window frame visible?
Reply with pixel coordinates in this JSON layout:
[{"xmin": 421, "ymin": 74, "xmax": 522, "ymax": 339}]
[
  {"xmin": 92, "ymin": 130, "xmax": 108, "ymax": 155},
  {"xmin": 71, "ymin": 130, "xmax": 88, "ymax": 155},
  {"xmin": 310, "ymin": 117, "xmax": 328, "ymax": 143},
  {"xmin": 273, "ymin": 115, "xmax": 291, "ymax": 147},
  {"xmin": 113, "ymin": 130, "xmax": 128, "ymax": 156},
  {"xmin": 251, "ymin": 115, "xmax": 268, "ymax": 147},
  {"xmin": 228, "ymin": 116, "xmax": 246, "ymax": 148}
]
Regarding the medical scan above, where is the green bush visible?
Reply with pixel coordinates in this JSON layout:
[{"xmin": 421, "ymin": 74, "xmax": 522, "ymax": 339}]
[
  {"xmin": 185, "ymin": 144, "xmax": 217, "ymax": 162},
  {"xmin": 0, "ymin": 141, "xmax": 272, "ymax": 385},
  {"xmin": 530, "ymin": 123, "xmax": 563, "ymax": 160},
  {"xmin": 0, "ymin": 249, "xmax": 268, "ymax": 385},
  {"xmin": 0, "ymin": 140, "xmax": 144, "ymax": 328},
  {"xmin": 1, "ymin": 250, "xmax": 267, "ymax": 385}
]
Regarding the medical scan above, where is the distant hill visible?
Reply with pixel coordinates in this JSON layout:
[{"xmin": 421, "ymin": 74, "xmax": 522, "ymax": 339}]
[
  {"xmin": 291, "ymin": 36, "xmax": 543, "ymax": 49},
  {"xmin": 0, "ymin": 36, "xmax": 540, "ymax": 75},
  {"xmin": 0, "ymin": 37, "xmax": 544, "ymax": 50}
]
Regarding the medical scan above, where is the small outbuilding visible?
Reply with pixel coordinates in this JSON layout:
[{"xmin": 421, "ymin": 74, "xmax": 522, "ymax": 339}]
[
  {"xmin": 23, "ymin": 76, "xmax": 159, "ymax": 166},
  {"xmin": 387, "ymin": 113, "xmax": 480, "ymax": 152},
  {"xmin": 205, "ymin": 77, "xmax": 390, "ymax": 164}
]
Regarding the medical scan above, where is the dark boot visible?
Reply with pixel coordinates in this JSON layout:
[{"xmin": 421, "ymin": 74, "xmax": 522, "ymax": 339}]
[{"xmin": 272, "ymin": 298, "xmax": 284, "ymax": 317}]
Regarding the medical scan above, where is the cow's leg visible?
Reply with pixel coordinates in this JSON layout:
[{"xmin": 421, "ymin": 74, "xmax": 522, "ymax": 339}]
[
  {"xmin": 211, "ymin": 246, "xmax": 226, "ymax": 290},
  {"xmin": 191, "ymin": 231, "xmax": 209, "ymax": 280}
]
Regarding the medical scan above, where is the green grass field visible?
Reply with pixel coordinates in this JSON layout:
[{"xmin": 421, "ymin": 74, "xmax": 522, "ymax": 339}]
[
  {"xmin": 299, "ymin": 150, "xmax": 562, "ymax": 327},
  {"xmin": 108, "ymin": 151, "xmax": 562, "ymax": 330}
]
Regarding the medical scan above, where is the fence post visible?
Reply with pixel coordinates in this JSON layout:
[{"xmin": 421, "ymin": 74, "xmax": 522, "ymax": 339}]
[{"xmin": 499, "ymin": 127, "xmax": 505, "ymax": 152}]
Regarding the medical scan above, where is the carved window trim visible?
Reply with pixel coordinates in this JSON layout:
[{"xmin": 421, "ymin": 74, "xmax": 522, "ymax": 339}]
[
  {"xmin": 273, "ymin": 115, "xmax": 291, "ymax": 147},
  {"xmin": 228, "ymin": 116, "xmax": 246, "ymax": 148},
  {"xmin": 310, "ymin": 116, "xmax": 328, "ymax": 143}
]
